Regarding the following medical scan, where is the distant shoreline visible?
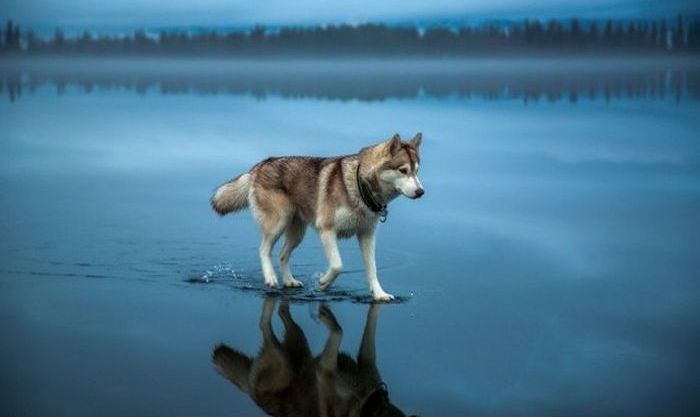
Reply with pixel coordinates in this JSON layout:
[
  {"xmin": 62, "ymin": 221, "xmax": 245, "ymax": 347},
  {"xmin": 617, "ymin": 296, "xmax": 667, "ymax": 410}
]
[
  {"xmin": 3, "ymin": 54, "xmax": 700, "ymax": 67},
  {"xmin": 2, "ymin": 18, "xmax": 698, "ymax": 58}
]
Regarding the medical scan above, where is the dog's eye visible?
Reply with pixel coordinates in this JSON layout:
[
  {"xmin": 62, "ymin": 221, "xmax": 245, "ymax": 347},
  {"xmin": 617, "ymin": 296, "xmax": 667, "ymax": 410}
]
[{"xmin": 398, "ymin": 167, "xmax": 408, "ymax": 175}]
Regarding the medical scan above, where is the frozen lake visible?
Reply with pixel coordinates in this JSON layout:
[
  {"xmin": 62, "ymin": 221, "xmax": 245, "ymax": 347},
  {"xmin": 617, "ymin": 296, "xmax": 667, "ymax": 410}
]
[{"xmin": 1, "ymin": 58, "xmax": 699, "ymax": 416}]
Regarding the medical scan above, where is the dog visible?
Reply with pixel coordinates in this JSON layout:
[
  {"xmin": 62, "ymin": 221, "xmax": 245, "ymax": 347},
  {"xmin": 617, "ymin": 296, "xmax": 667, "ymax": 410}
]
[
  {"xmin": 211, "ymin": 133, "xmax": 424, "ymax": 301},
  {"xmin": 213, "ymin": 297, "xmax": 410, "ymax": 417}
]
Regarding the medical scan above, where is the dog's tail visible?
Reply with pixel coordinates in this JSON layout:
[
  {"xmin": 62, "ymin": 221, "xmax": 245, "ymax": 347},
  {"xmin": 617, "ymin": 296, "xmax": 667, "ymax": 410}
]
[
  {"xmin": 212, "ymin": 344, "xmax": 252, "ymax": 393},
  {"xmin": 211, "ymin": 173, "xmax": 251, "ymax": 215}
]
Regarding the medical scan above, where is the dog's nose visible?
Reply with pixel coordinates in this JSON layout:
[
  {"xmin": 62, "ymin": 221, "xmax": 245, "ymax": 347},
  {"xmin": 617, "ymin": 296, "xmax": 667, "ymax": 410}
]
[{"xmin": 414, "ymin": 188, "xmax": 424, "ymax": 198}]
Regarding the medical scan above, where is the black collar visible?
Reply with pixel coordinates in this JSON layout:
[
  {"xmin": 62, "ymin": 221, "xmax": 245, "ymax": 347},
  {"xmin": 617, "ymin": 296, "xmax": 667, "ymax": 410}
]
[{"xmin": 355, "ymin": 163, "xmax": 388, "ymax": 221}]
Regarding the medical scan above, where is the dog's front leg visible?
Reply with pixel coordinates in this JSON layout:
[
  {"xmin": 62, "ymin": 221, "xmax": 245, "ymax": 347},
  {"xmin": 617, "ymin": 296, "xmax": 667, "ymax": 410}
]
[
  {"xmin": 358, "ymin": 303, "xmax": 381, "ymax": 369},
  {"xmin": 358, "ymin": 230, "xmax": 395, "ymax": 301},
  {"xmin": 318, "ymin": 229, "xmax": 343, "ymax": 291},
  {"xmin": 318, "ymin": 304, "xmax": 342, "ymax": 371}
]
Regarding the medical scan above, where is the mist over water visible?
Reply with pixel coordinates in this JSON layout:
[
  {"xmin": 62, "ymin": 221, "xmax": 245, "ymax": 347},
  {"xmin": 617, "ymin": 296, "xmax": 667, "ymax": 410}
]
[{"xmin": 1, "ymin": 58, "xmax": 699, "ymax": 416}]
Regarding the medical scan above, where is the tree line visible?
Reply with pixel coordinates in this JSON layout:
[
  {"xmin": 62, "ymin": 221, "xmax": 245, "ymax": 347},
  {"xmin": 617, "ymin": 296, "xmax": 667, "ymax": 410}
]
[{"xmin": 2, "ymin": 17, "xmax": 699, "ymax": 56}]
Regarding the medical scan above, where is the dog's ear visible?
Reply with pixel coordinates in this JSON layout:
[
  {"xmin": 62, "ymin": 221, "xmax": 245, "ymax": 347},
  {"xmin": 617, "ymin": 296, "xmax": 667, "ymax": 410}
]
[
  {"xmin": 387, "ymin": 134, "xmax": 402, "ymax": 156},
  {"xmin": 410, "ymin": 132, "xmax": 422, "ymax": 150}
]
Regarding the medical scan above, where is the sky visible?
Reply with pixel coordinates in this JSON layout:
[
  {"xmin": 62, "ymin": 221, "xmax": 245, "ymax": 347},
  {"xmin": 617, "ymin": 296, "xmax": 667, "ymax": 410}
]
[{"xmin": 2, "ymin": 0, "xmax": 700, "ymax": 34}]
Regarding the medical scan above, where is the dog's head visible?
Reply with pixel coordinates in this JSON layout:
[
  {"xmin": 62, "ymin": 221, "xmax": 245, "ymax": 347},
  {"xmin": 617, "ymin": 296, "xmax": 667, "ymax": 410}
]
[{"xmin": 360, "ymin": 133, "xmax": 424, "ymax": 199}]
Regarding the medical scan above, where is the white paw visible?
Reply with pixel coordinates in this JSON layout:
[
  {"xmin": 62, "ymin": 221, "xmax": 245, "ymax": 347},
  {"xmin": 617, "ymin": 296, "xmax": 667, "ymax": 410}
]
[
  {"xmin": 318, "ymin": 277, "xmax": 332, "ymax": 291},
  {"xmin": 264, "ymin": 278, "xmax": 278, "ymax": 289},
  {"xmin": 283, "ymin": 277, "xmax": 304, "ymax": 288},
  {"xmin": 372, "ymin": 291, "xmax": 395, "ymax": 302}
]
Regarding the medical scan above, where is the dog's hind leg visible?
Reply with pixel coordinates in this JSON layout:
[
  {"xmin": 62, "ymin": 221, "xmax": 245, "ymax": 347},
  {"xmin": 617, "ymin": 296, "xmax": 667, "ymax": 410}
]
[
  {"xmin": 318, "ymin": 229, "xmax": 343, "ymax": 291},
  {"xmin": 258, "ymin": 296, "xmax": 281, "ymax": 348},
  {"xmin": 279, "ymin": 214, "xmax": 306, "ymax": 288},
  {"xmin": 260, "ymin": 229, "xmax": 284, "ymax": 289},
  {"xmin": 253, "ymin": 190, "xmax": 293, "ymax": 289},
  {"xmin": 254, "ymin": 296, "xmax": 294, "ymax": 390}
]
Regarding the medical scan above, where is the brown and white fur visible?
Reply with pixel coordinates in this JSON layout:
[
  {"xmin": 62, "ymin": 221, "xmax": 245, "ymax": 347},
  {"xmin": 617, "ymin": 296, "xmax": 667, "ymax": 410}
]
[
  {"xmin": 213, "ymin": 297, "xmax": 409, "ymax": 417},
  {"xmin": 211, "ymin": 133, "xmax": 424, "ymax": 301}
]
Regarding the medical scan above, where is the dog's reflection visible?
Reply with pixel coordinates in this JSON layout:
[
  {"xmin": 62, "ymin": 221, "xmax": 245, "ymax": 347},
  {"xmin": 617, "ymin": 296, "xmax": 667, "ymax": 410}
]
[{"xmin": 213, "ymin": 297, "xmax": 408, "ymax": 417}]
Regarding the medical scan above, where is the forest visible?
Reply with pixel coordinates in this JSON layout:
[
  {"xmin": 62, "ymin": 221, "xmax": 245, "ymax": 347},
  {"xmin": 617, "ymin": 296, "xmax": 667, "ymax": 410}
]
[{"xmin": 1, "ymin": 16, "xmax": 699, "ymax": 56}]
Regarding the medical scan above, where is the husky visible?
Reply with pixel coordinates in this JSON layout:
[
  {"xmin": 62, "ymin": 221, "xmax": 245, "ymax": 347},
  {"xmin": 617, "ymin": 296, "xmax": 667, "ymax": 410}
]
[
  {"xmin": 211, "ymin": 133, "xmax": 424, "ymax": 301},
  {"xmin": 213, "ymin": 297, "xmax": 410, "ymax": 417}
]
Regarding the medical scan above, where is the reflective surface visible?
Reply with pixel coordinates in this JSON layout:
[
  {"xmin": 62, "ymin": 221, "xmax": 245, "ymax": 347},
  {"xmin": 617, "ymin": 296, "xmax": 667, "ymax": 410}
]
[
  {"xmin": 213, "ymin": 297, "xmax": 407, "ymax": 417},
  {"xmin": 1, "ymin": 58, "xmax": 699, "ymax": 416},
  {"xmin": 2, "ymin": 57, "xmax": 699, "ymax": 102}
]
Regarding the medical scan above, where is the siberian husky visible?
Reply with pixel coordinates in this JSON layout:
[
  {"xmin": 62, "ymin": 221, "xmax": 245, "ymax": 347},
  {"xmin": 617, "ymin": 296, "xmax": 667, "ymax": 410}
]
[
  {"xmin": 213, "ymin": 297, "xmax": 409, "ymax": 416},
  {"xmin": 211, "ymin": 133, "xmax": 424, "ymax": 301}
]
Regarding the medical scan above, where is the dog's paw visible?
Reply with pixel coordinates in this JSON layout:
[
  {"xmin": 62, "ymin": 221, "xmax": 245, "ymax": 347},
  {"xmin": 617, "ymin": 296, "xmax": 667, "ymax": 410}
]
[
  {"xmin": 264, "ymin": 278, "xmax": 279, "ymax": 289},
  {"xmin": 318, "ymin": 278, "xmax": 332, "ymax": 291},
  {"xmin": 372, "ymin": 291, "xmax": 395, "ymax": 302},
  {"xmin": 283, "ymin": 277, "xmax": 304, "ymax": 288},
  {"xmin": 278, "ymin": 301, "xmax": 291, "ymax": 319},
  {"xmin": 318, "ymin": 305, "xmax": 341, "ymax": 331}
]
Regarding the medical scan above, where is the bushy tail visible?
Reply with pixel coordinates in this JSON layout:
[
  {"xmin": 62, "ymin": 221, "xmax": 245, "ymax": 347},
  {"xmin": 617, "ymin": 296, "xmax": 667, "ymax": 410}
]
[
  {"xmin": 211, "ymin": 173, "xmax": 251, "ymax": 215},
  {"xmin": 212, "ymin": 344, "xmax": 252, "ymax": 393}
]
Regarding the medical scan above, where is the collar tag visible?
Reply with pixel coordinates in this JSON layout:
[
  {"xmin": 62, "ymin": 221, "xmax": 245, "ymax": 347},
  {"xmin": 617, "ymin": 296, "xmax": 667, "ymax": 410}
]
[{"xmin": 379, "ymin": 207, "xmax": 388, "ymax": 223}]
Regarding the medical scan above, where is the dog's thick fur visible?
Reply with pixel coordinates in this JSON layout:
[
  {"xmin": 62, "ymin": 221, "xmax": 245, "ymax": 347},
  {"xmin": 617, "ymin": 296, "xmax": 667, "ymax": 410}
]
[
  {"xmin": 211, "ymin": 133, "xmax": 423, "ymax": 301},
  {"xmin": 213, "ymin": 297, "xmax": 408, "ymax": 417}
]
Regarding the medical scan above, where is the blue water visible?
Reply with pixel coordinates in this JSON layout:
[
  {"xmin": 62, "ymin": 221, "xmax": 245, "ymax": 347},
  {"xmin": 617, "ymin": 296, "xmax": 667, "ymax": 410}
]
[{"xmin": 1, "ymin": 58, "xmax": 699, "ymax": 416}]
